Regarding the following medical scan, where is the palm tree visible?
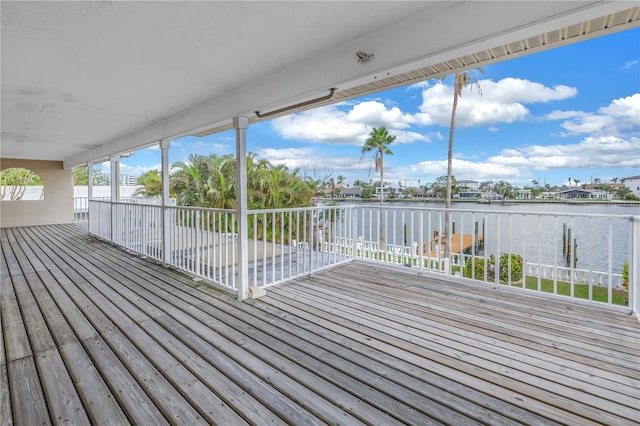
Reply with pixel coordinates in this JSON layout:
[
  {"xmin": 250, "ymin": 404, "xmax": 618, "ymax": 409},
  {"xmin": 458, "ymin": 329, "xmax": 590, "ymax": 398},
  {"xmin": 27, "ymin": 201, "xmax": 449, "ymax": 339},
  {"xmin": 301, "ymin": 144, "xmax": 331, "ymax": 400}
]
[
  {"xmin": 612, "ymin": 177, "xmax": 619, "ymax": 184},
  {"xmin": 443, "ymin": 69, "xmax": 482, "ymax": 259},
  {"xmin": 361, "ymin": 127, "xmax": 396, "ymax": 206},
  {"xmin": 134, "ymin": 169, "xmax": 162, "ymax": 197},
  {"xmin": 574, "ymin": 179, "xmax": 581, "ymax": 188},
  {"xmin": 361, "ymin": 126, "xmax": 396, "ymax": 248}
]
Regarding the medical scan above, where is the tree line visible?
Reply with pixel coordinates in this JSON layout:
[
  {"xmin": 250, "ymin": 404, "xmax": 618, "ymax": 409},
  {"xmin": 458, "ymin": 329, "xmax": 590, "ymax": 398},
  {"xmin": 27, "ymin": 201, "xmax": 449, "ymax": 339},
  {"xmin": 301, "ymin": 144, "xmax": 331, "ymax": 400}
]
[{"xmin": 127, "ymin": 153, "xmax": 317, "ymax": 209}]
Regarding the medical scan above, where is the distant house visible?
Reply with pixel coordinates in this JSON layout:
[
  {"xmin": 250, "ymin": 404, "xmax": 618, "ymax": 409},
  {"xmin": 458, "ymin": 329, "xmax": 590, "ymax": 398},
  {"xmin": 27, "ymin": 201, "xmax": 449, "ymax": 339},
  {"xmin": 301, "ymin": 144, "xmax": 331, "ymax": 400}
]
[
  {"xmin": 457, "ymin": 180, "xmax": 479, "ymax": 191},
  {"xmin": 558, "ymin": 189, "xmax": 609, "ymax": 200},
  {"xmin": 454, "ymin": 191, "xmax": 481, "ymax": 199},
  {"xmin": 623, "ymin": 175, "xmax": 640, "ymax": 198},
  {"xmin": 515, "ymin": 189, "xmax": 532, "ymax": 199},
  {"xmin": 339, "ymin": 187, "xmax": 363, "ymax": 198},
  {"xmin": 374, "ymin": 185, "xmax": 400, "ymax": 199},
  {"xmin": 580, "ymin": 183, "xmax": 624, "ymax": 191}
]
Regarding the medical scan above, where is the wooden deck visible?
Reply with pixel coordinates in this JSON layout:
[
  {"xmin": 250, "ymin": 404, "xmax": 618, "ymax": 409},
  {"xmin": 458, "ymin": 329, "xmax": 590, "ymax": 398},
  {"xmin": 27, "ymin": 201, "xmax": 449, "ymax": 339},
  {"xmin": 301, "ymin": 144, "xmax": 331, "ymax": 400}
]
[{"xmin": 1, "ymin": 222, "xmax": 639, "ymax": 425}]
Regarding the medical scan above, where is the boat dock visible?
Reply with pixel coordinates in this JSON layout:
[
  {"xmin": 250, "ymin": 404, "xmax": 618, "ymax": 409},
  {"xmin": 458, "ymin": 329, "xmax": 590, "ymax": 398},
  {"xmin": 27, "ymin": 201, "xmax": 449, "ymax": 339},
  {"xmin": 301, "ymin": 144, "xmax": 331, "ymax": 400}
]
[{"xmin": 424, "ymin": 231, "xmax": 484, "ymax": 257}]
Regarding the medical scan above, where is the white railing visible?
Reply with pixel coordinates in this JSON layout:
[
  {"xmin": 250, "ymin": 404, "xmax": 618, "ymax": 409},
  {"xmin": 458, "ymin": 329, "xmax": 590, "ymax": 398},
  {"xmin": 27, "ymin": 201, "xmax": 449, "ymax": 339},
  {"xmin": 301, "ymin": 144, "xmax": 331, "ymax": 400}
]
[
  {"xmin": 111, "ymin": 202, "xmax": 164, "ymax": 261},
  {"xmin": 247, "ymin": 205, "xmax": 353, "ymax": 288},
  {"xmin": 88, "ymin": 200, "xmax": 639, "ymax": 312},
  {"xmin": 165, "ymin": 206, "xmax": 238, "ymax": 290},
  {"xmin": 88, "ymin": 200, "xmax": 111, "ymax": 240},
  {"xmin": 74, "ymin": 196, "xmax": 175, "ymax": 221},
  {"xmin": 334, "ymin": 205, "xmax": 636, "ymax": 308}
]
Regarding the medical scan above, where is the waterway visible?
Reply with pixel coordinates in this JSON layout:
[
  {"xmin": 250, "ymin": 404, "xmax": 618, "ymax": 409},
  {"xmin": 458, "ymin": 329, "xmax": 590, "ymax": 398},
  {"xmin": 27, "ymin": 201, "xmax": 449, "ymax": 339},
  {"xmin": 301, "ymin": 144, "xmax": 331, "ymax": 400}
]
[{"xmin": 323, "ymin": 200, "xmax": 639, "ymax": 274}]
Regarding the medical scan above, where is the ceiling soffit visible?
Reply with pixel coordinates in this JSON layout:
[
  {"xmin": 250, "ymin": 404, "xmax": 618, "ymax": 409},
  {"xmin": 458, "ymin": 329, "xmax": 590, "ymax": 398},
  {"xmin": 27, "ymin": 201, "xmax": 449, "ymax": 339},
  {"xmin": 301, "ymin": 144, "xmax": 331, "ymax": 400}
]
[{"xmin": 196, "ymin": 6, "xmax": 640, "ymax": 137}]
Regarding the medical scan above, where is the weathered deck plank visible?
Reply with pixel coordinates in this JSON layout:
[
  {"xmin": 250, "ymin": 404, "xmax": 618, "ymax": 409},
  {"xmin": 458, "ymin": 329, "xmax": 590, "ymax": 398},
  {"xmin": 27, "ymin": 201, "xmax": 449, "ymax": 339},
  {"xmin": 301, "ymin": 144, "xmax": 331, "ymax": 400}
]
[
  {"xmin": 2, "ymin": 222, "xmax": 639, "ymax": 426},
  {"xmin": 279, "ymin": 278, "xmax": 636, "ymax": 424}
]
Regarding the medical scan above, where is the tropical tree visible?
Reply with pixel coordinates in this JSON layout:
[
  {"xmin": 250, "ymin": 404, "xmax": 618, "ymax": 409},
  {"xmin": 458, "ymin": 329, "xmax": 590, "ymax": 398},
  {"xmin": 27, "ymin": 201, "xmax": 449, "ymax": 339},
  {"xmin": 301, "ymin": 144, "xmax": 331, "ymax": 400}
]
[
  {"xmin": 479, "ymin": 180, "xmax": 494, "ymax": 192},
  {"xmin": 443, "ymin": 69, "xmax": 482, "ymax": 259},
  {"xmin": 431, "ymin": 175, "xmax": 458, "ymax": 198},
  {"xmin": 72, "ymin": 166, "xmax": 109, "ymax": 185},
  {"xmin": 360, "ymin": 126, "xmax": 396, "ymax": 247},
  {"xmin": 493, "ymin": 180, "xmax": 515, "ymax": 198},
  {"xmin": 134, "ymin": 169, "xmax": 162, "ymax": 197},
  {"xmin": 360, "ymin": 126, "xmax": 396, "ymax": 206},
  {"xmin": 0, "ymin": 167, "xmax": 44, "ymax": 200},
  {"xmin": 616, "ymin": 186, "xmax": 635, "ymax": 200},
  {"xmin": 574, "ymin": 179, "xmax": 581, "ymax": 188},
  {"xmin": 170, "ymin": 152, "xmax": 316, "ymax": 241},
  {"xmin": 612, "ymin": 177, "xmax": 619, "ymax": 184}
]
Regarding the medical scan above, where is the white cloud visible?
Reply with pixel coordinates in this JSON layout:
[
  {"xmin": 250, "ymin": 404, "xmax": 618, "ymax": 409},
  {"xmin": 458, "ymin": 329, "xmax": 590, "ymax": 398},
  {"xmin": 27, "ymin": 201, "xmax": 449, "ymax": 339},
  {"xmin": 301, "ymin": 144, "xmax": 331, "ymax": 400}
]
[
  {"xmin": 491, "ymin": 135, "xmax": 640, "ymax": 171},
  {"xmin": 119, "ymin": 162, "xmax": 161, "ymax": 177},
  {"xmin": 409, "ymin": 158, "xmax": 526, "ymax": 181},
  {"xmin": 480, "ymin": 78, "xmax": 576, "ymax": 103},
  {"xmin": 255, "ymin": 147, "xmax": 370, "ymax": 173},
  {"xmin": 271, "ymin": 102, "xmax": 428, "ymax": 145},
  {"xmin": 415, "ymin": 78, "xmax": 577, "ymax": 127},
  {"xmin": 406, "ymin": 133, "xmax": 639, "ymax": 183},
  {"xmin": 272, "ymin": 104, "xmax": 368, "ymax": 144},
  {"xmin": 547, "ymin": 93, "xmax": 640, "ymax": 136},
  {"xmin": 346, "ymin": 101, "xmax": 415, "ymax": 130},
  {"xmin": 598, "ymin": 93, "xmax": 640, "ymax": 125}
]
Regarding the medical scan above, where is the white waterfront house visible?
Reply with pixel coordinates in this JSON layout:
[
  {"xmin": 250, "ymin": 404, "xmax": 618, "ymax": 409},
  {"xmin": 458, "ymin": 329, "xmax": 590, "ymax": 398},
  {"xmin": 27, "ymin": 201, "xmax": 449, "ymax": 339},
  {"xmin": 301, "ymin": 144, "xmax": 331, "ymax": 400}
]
[
  {"xmin": 558, "ymin": 188, "xmax": 610, "ymax": 199},
  {"xmin": 624, "ymin": 175, "xmax": 640, "ymax": 198},
  {"xmin": 457, "ymin": 179, "xmax": 480, "ymax": 191}
]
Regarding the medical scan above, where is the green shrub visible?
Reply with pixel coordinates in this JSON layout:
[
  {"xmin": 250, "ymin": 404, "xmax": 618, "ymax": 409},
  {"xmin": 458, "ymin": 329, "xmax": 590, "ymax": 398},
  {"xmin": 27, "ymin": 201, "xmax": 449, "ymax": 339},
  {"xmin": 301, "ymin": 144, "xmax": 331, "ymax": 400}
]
[
  {"xmin": 463, "ymin": 255, "xmax": 494, "ymax": 280},
  {"xmin": 463, "ymin": 252, "xmax": 523, "ymax": 282},
  {"xmin": 498, "ymin": 252, "xmax": 523, "ymax": 282},
  {"xmin": 622, "ymin": 260, "xmax": 629, "ymax": 291}
]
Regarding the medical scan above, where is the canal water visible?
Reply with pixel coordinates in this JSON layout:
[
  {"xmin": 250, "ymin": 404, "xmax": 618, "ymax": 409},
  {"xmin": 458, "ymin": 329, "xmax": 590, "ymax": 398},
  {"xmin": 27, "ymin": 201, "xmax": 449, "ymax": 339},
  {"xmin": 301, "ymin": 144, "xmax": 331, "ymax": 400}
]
[{"xmin": 329, "ymin": 201, "xmax": 639, "ymax": 274}]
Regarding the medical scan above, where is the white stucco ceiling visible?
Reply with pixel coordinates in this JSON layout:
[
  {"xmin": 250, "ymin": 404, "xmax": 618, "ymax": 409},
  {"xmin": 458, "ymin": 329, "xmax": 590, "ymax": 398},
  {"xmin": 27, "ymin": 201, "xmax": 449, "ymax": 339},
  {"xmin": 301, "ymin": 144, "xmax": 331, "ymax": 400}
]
[{"xmin": 1, "ymin": 1, "xmax": 638, "ymax": 168}]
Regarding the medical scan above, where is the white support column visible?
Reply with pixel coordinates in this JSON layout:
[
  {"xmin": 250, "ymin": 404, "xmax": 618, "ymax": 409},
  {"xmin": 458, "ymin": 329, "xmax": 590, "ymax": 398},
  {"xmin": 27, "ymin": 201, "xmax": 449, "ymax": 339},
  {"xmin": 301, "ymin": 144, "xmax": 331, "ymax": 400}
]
[
  {"xmin": 161, "ymin": 140, "xmax": 171, "ymax": 264},
  {"xmin": 109, "ymin": 155, "xmax": 120, "ymax": 244},
  {"xmin": 87, "ymin": 161, "xmax": 94, "ymax": 230},
  {"xmin": 234, "ymin": 116, "xmax": 249, "ymax": 300},
  {"xmin": 87, "ymin": 161, "xmax": 94, "ymax": 200},
  {"xmin": 630, "ymin": 216, "xmax": 640, "ymax": 321},
  {"xmin": 109, "ymin": 154, "xmax": 120, "ymax": 202}
]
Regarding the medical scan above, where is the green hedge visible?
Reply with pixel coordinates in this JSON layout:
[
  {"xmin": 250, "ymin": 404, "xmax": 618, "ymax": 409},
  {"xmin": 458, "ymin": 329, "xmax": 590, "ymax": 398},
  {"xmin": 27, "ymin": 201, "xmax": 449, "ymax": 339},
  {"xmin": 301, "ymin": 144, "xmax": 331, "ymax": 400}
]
[{"xmin": 463, "ymin": 252, "xmax": 523, "ymax": 282}]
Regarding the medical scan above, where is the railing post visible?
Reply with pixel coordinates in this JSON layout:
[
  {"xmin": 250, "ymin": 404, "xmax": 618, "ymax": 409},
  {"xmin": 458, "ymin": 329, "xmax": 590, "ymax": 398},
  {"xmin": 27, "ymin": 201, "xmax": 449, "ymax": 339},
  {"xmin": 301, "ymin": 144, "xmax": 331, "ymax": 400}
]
[
  {"xmin": 234, "ymin": 116, "xmax": 249, "ymax": 300},
  {"xmin": 109, "ymin": 154, "xmax": 120, "ymax": 244},
  {"xmin": 351, "ymin": 207, "xmax": 358, "ymax": 259},
  {"xmin": 630, "ymin": 216, "xmax": 640, "ymax": 320},
  {"xmin": 160, "ymin": 139, "xmax": 171, "ymax": 264},
  {"xmin": 87, "ymin": 161, "xmax": 93, "ymax": 226}
]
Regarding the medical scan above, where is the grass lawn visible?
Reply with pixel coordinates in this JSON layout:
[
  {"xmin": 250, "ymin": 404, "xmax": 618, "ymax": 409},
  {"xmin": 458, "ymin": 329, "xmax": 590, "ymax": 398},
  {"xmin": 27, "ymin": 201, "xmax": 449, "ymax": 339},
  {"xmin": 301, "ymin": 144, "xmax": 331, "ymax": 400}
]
[
  {"xmin": 459, "ymin": 271, "xmax": 628, "ymax": 306},
  {"xmin": 520, "ymin": 276, "xmax": 628, "ymax": 306}
]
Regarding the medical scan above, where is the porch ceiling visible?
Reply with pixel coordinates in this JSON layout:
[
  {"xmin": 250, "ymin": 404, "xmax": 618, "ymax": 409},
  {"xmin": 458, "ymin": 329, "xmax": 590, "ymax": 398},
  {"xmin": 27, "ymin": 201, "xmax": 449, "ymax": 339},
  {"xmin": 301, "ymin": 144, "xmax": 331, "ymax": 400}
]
[{"xmin": 1, "ymin": 1, "xmax": 638, "ymax": 168}]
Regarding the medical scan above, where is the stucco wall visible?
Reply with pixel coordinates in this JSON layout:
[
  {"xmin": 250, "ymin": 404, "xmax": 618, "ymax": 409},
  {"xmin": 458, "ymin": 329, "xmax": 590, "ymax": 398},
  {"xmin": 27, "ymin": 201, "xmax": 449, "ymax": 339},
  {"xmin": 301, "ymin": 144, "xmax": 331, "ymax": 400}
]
[{"xmin": 1, "ymin": 158, "xmax": 73, "ymax": 227}]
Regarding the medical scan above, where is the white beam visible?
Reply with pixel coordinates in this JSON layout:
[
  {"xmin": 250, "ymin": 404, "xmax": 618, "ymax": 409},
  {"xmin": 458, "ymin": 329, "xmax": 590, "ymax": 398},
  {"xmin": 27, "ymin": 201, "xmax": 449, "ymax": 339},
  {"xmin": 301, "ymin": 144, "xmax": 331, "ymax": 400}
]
[{"xmin": 234, "ymin": 116, "xmax": 249, "ymax": 301}]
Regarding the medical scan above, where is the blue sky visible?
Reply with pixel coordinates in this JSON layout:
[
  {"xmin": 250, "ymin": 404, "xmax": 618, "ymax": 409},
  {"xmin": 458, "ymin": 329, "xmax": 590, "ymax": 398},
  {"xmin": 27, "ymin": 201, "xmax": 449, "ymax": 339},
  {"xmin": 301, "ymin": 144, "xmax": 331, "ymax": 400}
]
[{"xmin": 112, "ymin": 27, "xmax": 639, "ymax": 188}]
